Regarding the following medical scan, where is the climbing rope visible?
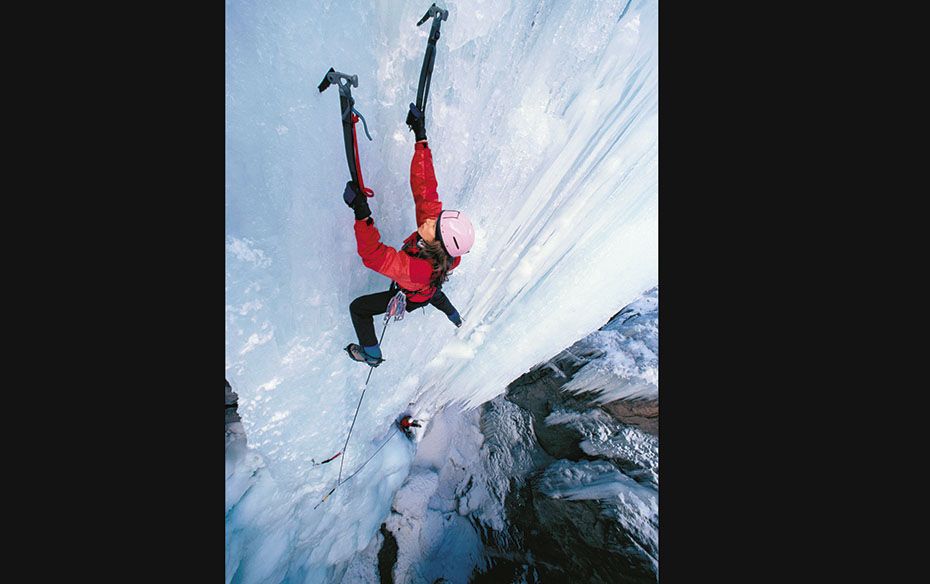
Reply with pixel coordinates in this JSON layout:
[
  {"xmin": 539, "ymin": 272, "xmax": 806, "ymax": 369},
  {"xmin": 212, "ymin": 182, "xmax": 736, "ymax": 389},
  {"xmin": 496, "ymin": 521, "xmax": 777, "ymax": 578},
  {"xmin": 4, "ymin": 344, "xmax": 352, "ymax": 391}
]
[
  {"xmin": 313, "ymin": 426, "xmax": 400, "ymax": 510},
  {"xmin": 312, "ymin": 290, "xmax": 409, "ymax": 509},
  {"xmin": 337, "ymin": 318, "xmax": 390, "ymax": 483}
]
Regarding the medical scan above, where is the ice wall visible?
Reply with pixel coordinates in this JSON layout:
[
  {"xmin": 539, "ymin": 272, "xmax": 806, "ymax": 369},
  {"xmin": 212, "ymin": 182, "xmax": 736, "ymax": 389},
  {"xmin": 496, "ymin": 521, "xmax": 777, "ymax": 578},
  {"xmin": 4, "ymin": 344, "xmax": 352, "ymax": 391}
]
[{"xmin": 226, "ymin": 0, "xmax": 657, "ymax": 581}]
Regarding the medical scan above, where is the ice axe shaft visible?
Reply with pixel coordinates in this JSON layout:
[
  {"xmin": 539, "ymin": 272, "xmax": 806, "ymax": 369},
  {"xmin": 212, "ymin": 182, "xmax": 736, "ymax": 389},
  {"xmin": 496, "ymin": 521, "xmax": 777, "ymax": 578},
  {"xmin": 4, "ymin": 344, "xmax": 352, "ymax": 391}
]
[
  {"xmin": 414, "ymin": 4, "xmax": 448, "ymax": 118},
  {"xmin": 318, "ymin": 67, "xmax": 374, "ymax": 193}
]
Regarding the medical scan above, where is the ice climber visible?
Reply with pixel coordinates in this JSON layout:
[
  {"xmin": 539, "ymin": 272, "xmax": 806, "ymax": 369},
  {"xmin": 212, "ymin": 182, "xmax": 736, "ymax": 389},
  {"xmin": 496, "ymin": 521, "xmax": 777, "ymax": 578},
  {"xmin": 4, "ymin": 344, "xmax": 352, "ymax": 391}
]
[{"xmin": 343, "ymin": 104, "xmax": 475, "ymax": 367}]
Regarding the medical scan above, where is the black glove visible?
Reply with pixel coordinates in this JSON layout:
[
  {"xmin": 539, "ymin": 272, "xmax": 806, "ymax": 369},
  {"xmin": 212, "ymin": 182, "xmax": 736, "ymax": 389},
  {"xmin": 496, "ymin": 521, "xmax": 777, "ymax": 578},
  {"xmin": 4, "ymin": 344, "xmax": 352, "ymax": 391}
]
[
  {"xmin": 343, "ymin": 181, "xmax": 371, "ymax": 221},
  {"xmin": 448, "ymin": 310, "xmax": 463, "ymax": 327},
  {"xmin": 406, "ymin": 103, "xmax": 427, "ymax": 142}
]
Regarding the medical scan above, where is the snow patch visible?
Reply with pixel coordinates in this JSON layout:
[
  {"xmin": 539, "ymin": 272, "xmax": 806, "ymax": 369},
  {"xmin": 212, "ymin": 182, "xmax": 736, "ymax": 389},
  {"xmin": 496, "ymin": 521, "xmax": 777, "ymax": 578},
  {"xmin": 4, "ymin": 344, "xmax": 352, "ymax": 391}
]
[
  {"xmin": 257, "ymin": 377, "xmax": 282, "ymax": 392},
  {"xmin": 239, "ymin": 330, "xmax": 274, "ymax": 356},
  {"xmin": 226, "ymin": 237, "xmax": 272, "ymax": 268}
]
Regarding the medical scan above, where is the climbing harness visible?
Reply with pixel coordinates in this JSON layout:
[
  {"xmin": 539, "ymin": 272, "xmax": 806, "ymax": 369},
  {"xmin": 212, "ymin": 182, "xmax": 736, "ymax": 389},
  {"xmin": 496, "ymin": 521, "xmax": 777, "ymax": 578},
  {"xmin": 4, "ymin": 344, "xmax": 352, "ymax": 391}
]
[
  {"xmin": 385, "ymin": 290, "xmax": 407, "ymax": 324},
  {"xmin": 318, "ymin": 68, "xmax": 375, "ymax": 197}
]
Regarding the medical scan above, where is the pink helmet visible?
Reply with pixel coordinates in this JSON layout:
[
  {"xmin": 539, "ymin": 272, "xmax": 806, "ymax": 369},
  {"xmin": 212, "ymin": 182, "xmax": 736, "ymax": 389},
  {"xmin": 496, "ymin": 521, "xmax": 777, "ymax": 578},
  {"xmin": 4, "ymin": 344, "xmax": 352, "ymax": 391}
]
[{"xmin": 436, "ymin": 210, "xmax": 475, "ymax": 257}]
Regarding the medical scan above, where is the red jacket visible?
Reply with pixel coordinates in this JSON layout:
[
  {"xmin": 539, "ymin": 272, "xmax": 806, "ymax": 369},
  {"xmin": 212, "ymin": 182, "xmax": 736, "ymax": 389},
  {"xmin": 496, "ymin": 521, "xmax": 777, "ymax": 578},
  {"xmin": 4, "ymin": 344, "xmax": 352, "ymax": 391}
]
[{"xmin": 354, "ymin": 142, "xmax": 461, "ymax": 302}]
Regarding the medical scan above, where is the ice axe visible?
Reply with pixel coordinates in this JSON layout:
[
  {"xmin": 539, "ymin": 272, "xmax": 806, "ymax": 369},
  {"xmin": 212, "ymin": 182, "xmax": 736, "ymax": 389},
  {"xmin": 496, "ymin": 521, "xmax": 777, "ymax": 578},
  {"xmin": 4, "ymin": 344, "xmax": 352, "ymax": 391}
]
[
  {"xmin": 318, "ymin": 67, "xmax": 374, "ymax": 196},
  {"xmin": 413, "ymin": 4, "xmax": 449, "ymax": 122}
]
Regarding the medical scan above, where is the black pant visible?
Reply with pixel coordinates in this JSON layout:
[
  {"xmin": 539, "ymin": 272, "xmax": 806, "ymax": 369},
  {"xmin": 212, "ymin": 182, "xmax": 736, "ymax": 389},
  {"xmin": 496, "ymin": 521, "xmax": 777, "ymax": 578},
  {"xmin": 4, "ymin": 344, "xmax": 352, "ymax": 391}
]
[{"xmin": 349, "ymin": 287, "xmax": 455, "ymax": 347}]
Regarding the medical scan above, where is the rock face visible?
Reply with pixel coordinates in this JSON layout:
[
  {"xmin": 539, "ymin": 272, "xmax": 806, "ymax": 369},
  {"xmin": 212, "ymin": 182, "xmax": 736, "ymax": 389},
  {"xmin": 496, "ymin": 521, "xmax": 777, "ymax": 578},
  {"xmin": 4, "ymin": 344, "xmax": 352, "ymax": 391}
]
[
  {"xmin": 472, "ymin": 356, "xmax": 658, "ymax": 583},
  {"xmin": 225, "ymin": 379, "xmax": 252, "ymax": 514},
  {"xmin": 225, "ymin": 379, "xmax": 241, "ymax": 426},
  {"xmin": 472, "ymin": 289, "xmax": 659, "ymax": 582},
  {"xmin": 508, "ymin": 349, "xmax": 659, "ymax": 441},
  {"xmin": 602, "ymin": 399, "xmax": 658, "ymax": 436},
  {"xmin": 226, "ymin": 379, "xmax": 247, "ymax": 450},
  {"xmin": 377, "ymin": 290, "xmax": 659, "ymax": 583}
]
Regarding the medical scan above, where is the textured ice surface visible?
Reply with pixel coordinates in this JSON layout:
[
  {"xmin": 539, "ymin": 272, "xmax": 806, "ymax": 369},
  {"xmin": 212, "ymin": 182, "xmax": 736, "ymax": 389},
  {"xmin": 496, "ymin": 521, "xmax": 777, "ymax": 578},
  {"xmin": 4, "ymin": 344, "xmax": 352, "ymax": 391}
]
[
  {"xmin": 226, "ymin": 0, "xmax": 657, "ymax": 581},
  {"xmin": 557, "ymin": 286, "xmax": 659, "ymax": 403},
  {"xmin": 384, "ymin": 407, "xmax": 488, "ymax": 584},
  {"xmin": 384, "ymin": 392, "xmax": 547, "ymax": 583}
]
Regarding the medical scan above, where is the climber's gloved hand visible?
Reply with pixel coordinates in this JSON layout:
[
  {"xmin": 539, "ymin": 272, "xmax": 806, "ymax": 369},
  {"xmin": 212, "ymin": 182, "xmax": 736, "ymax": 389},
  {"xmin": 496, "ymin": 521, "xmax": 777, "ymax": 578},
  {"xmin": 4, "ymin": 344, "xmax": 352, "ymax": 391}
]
[
  {"xmin": 343, "ymin": 181, "xmax": 360, "ymax": 207},
  {"xmin": 406, "ymin": 103, "xmax": 427, "ymax": 142},
  {"xmin": 344, "ymin": 181, "xmax": 371, "ymax": 221},
  {"xmin": 448, "ymin": 310, "xmax": 463, "ymax": 328}
]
